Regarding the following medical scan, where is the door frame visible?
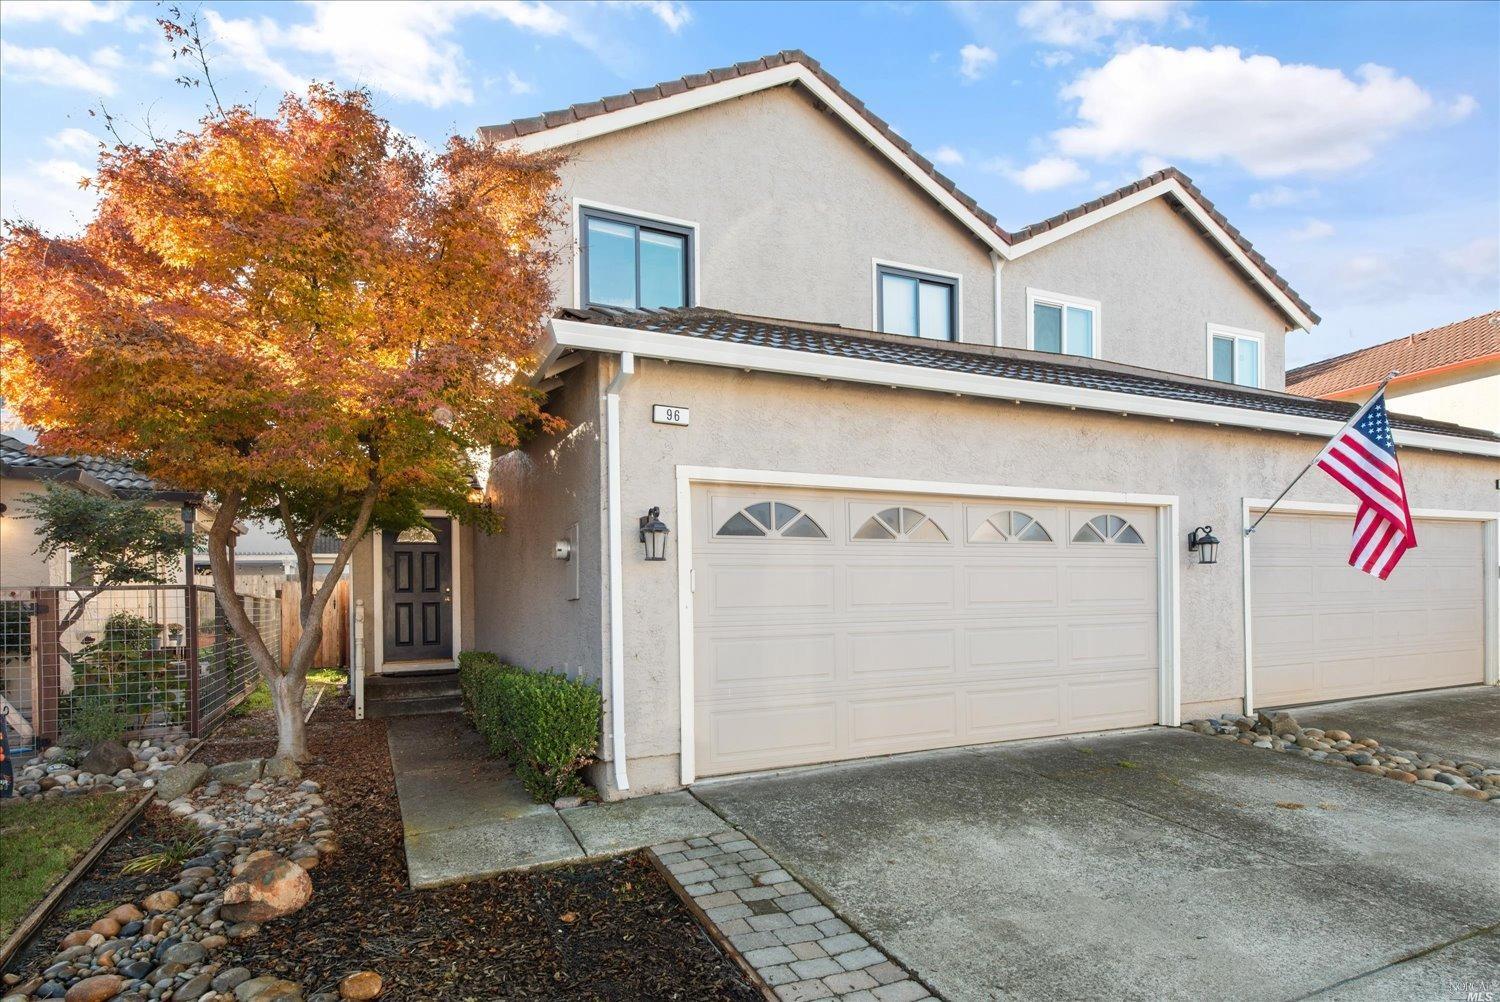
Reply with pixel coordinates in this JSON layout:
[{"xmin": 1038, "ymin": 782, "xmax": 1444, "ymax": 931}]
[
  {"xmin": 371, "ymin": 509, "xmax": 463, "ymax": 674},
  {"xmin": 1239, "ymin": 497, "xmax": 1500, "ymax": 715},
  {"xmin": 675, "ymin": 465, "xmax": 1181, "ymax": 784}
]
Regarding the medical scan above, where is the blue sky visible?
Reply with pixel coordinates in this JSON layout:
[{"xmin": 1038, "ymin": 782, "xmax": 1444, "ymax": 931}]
[{"xmin": 2, "ymin": 0, "xmax": 1496, "ymax": 367}]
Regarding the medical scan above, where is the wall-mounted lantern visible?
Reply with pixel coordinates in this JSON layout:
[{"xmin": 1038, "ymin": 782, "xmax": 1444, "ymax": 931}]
[
  {"xmin": 1187, "ymin": 525, "xmax": 1220, "ymax": 565},
  {"xmin": 639, "ymin": 507, "xmax": 670, "ymax": 562}
]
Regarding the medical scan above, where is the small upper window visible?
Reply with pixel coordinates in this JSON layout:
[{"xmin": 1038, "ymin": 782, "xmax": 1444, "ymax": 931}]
[
  {"xmin": 582, "ymin": 208, "xmax": 692, "ymax": 310},
  {"xmin": 1028, "ymin": 289, "xmax": 1098, "ymax": 358},
  {"xmin": 970, "ymin": 510, "xmax": 1053, "ymax": 543},
  {"xmin": 1208, "ymin": 327, "xmax": 1262, "ymax": 387},
  {"xmin": 716, "ymin": 502, "xmax": 826, "ymax": 539},
  {"xmin": 1072, "ymin": 515, "xmax": 1144, "ymax": 545},
  {"xmin": 876, "ymin": 265, "xmax": 956, "ymax": 341},
  {"xmin": 854, "ymin": 506, "xmax": 948, "ymax": 542}
]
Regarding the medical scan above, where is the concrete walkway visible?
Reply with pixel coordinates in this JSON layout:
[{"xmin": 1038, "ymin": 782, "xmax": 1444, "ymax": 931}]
[
  {"xmin": 1285, "ymin": 685, "xmax": 1500, "ymax": 764},
  {"xmin": 385, "ymin": 713, "xmax": 728, "ymax": 888}
]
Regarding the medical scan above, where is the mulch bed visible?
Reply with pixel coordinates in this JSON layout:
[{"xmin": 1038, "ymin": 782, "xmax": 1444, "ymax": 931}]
[{"xmin": 221, "ymin": 700, "xmax": 762, "ymax": 1001}]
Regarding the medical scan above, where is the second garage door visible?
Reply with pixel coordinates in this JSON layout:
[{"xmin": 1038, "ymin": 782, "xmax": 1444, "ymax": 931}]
[
  {"xmin": 692, "ymin": 485, "xmax": 1162, "ymax": 777},
  {"xmin": 1251, "ymin": 511, "xmax": 1486, "ymax": 707}
]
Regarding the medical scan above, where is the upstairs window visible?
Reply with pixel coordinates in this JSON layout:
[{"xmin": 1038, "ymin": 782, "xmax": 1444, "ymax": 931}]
[
  {"xmin": 1028, "ymin": 288, "xmax": 1099, "ymax": 358},
  {"xmin": 1208, "ymin": 325, "xmax": 1263, "ymax": 388},
  {"xmin": 581, "ymin": 207, "xmax": 692, "ymax": 310},
  {"xmin": 876, "ymin": 264, "xmax": 956, "ymax": 341}
]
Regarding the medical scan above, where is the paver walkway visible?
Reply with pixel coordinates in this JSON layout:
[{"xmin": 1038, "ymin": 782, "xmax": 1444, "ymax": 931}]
[{"xmin": 385, "ymin": 713, "xmax": 729, "ymax": 887}]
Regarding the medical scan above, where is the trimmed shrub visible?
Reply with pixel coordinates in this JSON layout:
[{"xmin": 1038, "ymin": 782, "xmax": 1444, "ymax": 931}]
[{"xmin": 458, "ymin": 652, "xmax": 601, "ymax": 803}]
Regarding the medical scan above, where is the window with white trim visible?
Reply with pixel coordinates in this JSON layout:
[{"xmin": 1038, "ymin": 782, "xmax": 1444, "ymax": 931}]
[
  {"xmin": 1028, "ymin": 289, "xmax": 1099, "ymax": 358},
  {"xmin": 1208, "ymin": 325, "xmax": 1262, "ymax": 387},
  {"xmin": 876, "ymin": 265, "xmax": 956, "ymax": 341},
  {"xmin": 853, "ymin": 507, "xmax": 948, "ymax": 542},
  {"xmin": 581, "ymin": 207, "xmax": 692, "ymax": 310}
]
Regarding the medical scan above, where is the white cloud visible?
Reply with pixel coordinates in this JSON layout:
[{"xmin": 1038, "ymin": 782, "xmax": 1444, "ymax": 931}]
[
  {"xmin": 1054, "ymin": 45, "xmax": 1476, "ymax": 177},
  {"xmin": 0, "ymin": 40, "xmax": 117, "ymax": 94},
  {"xmin": 604, "ymin": 0, "xmax": 692, "ymax": 33},
  {"xmin": 1136, "ymin": 154, "xmax": 1169, "ymax": 175},
  {"xmin": 46, "ymin": 127, "xmax": 101, "ymax": 156},
  {"xmin": 505, "ymin": 69, "xmax": 535, "ymax": 95},
  {"xmin": 0, "ymin": 158, "xmax": 99, "ymax": 235},
  {"xmin": 0, "ymin": 0, "xmax": 124, "ymax": 34},
  {"xmin": 1287, "ymin": 218, "xmax": 1334, "ymax": 241},
  {"xmin": 1249, "ymin": 185, "xmax": 1316, "ymax": 209},
  {"xmin": 201, "ymin": 11, "xmax": 305, "ymax": 94},
  {"xmin": 931, "ymin": 145, "xmax": 965, "ymax": 167},
  {"xmin": 1016, "ymin": 0, "xmax": 1188, "ymax": 48},
  {"xmin": 997, "ymin": 156, "xmax": 1090, "ymax": 191},
  {"xmin": 1039, "ymin": 50, "xmax": 1073, "ymax": 68},
  {"xmin": 959, "ymin": 44, "xmax": 998, "ymax": 81}
]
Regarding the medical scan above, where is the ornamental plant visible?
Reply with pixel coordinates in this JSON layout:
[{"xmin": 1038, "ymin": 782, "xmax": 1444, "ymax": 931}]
[{"xmin": 1, "ymin": 15, "xmax": 563, "ymax": 762}]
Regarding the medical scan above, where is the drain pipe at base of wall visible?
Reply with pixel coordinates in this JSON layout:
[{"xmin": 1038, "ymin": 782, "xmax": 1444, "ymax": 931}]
[{"xmin": 604, "ymin": 352, "xmax": 635, "ymax": 792}]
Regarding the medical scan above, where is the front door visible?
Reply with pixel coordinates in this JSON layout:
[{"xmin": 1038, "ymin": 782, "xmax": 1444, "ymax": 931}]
[{"xmin": 383, "ymin": 518, "xmax": 453, "ymax": 663}]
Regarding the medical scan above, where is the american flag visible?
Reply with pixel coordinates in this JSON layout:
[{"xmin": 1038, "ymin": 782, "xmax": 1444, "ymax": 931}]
[{"xmin": 1314, "ymin": 390, "xmax": 1416, "ymax": 580}]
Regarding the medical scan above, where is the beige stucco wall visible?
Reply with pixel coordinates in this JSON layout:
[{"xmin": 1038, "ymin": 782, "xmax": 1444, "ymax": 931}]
[
  {"xmin": 550, "ymin": 85, "xmax": 997, "ymax": 344},
  {"xmin": 1325, "ymin": 362, "xmax": 1500, "ymax": 434},
  {"xmin": 474, "ymin": 354, "xmax": 607, "ymax": 684},
  {"xmin": 999, "ymin": 198, "xmax": 1292, "ymax": 387},
  {"xmin": 601, "ymin": 359, "xmax": 1497, "ymax": 796},
  {"xmin": 0, "ymin": 478, "xmax": 61, "ymax": 585}
]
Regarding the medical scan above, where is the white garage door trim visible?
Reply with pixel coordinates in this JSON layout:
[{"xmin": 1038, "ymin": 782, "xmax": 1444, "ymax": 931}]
[
  {"xmin": 1240, "ymin": 497, "xmax": 1500, "ymax": 715},
  {"xmin": 675, "ymin": 466, "xmax": 1182, "ymax": 784}
]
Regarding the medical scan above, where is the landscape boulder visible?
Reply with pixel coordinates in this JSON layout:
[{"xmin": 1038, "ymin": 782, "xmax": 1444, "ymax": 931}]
[
  {"xmin": 63, "ymin": 975, "xmax": 122, "ymax": 1002},
  {"xmin": 263, "ymin": 757, "xmax": 302, "ymax": 780},
  {"xmin": 78, "ymin": 740, "xmax": 132, "ymax": 777},
  {"xmin": 211, "ymin": 758, "xmax": 265, "ymax": 786},
  {"xmin": 153, "ymin": 761, "xmax": 209, "ymax": 802},
  {"xmin": 221, "ymin": 852, "xmax": 313, "ymax": 922}
]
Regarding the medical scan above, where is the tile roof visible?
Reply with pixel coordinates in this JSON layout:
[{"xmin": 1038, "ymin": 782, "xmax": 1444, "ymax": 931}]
[
  {"xmin": 0, "ymin": 433, "xmax": 177, "ymax": 497},
  {"xmin": 480, "ymin": 49, "xmax": 1318, "ymax": 326},
  {"xmin": 557, "ymin": 307, "xmax": 1497, "ymax": 443},
  {"xmin": 1286, "ymin": 311, "xmax": 1500, "ymax": 398}
]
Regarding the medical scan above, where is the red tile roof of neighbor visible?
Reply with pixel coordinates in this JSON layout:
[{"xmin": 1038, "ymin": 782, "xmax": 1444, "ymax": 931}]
[
  {"xmin": 480, "ymin": 49, "xmax": 1319, "ymax": 327},
  {"xmin": 1286, "ymin": 311, "xmax": 1500, "ymax": 398}
]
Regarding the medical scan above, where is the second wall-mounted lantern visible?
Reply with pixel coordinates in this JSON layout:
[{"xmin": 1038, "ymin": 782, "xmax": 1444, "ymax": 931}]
[
  {"xmin": 639, "ymin": 507, "xmax": 670, "ymax": 562},
  {"xmin": 1187, "ymin": 525, "xmax": 1220, "ymax": 565}
]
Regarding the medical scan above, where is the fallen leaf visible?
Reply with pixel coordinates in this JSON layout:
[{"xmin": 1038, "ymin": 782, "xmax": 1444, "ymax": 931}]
[
  {"xmin": 1275, "ymin": 802, "xmax": 1305, "ymax": 810},
  {"xmin": 560, "ymin": 912, "xmax": 578, "ymax": 924}
]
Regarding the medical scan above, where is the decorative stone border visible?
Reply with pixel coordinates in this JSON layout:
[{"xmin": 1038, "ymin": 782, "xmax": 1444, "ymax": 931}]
[
  {"xmin": 1183, "ymin": 711, "xmax": 1500, "ymax": 802},
  {"xmin": 649, "ymin": 829, "xmax": 936, "ymax": 1002}
]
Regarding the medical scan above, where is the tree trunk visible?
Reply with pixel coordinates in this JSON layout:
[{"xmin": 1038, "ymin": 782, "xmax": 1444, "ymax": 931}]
[{"xmin": 269, "ymin": 669, "xmax": 308, "ymax": 761}]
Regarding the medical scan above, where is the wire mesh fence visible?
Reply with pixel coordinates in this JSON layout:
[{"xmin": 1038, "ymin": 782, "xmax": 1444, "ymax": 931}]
[{"xmin": 0, "ymin": 583, "xmax": 280, "ymax": 753}]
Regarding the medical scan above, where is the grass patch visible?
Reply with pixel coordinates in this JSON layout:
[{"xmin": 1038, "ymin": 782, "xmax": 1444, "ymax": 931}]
[
  {"xmin": 307, "ymin": 667, "xmax": 347, "ymax": 687},
  {"xmin": 0, "ymin": 793, "xmax": 136, "ymax": 941},
  {"xmin": 1116, "ymin": 760, "xmax": 1140, "ymax": 769},
  {"xmin": 231, "ymin": 680, "xmax": 273, "ymax": 718}
]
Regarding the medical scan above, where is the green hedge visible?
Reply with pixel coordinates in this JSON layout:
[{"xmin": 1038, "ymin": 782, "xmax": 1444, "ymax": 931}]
[{"xmin": 458, "ymin": 651, "xmax": 601, "ymax": 803}]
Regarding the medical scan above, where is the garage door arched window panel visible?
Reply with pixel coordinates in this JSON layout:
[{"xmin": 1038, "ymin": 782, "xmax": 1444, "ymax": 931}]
[
  {"xmin": 853, "ymin": 506, "xmax": 948, "ymax": 542},
  {"xmin": 1072, "ymin": 514, "xmax": 1145, "ymax": 545},
  {"xmin": 970, "ymin": 510, "xmax": 1053, "ymax": 544},
  {"xmin": 715, "ymin": 501, "xmax": 827, "ymax": 540}
]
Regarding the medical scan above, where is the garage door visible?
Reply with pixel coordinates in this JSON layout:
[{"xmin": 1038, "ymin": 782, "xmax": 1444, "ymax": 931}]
[
  {"xmin": 692, "ymin": 486, "xmax": 1161, "ymax": 777},
  {"xmin": 1251, "ymin": 512, "xmax": 1485, "ymax": 707}
]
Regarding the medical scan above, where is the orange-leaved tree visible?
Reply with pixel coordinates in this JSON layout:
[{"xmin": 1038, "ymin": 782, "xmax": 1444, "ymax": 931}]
[{"xmin": 1, "ymin": 84, "xmax": 561, "ymax": 761}]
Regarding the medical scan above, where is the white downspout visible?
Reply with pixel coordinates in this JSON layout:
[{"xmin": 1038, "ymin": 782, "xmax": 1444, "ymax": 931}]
[
  {"xmin": 990, "ymin": 251, "xmax": 1005, "ymax": 347},
  {"xmin": 604, "ymin": 352, "xmax": 635, "ymax": 791}
]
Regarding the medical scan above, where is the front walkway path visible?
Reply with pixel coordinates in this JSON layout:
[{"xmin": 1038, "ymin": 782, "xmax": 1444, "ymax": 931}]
[{"xmin": 385, "ymin": 713, "xmax": 728, "ymax": 888}]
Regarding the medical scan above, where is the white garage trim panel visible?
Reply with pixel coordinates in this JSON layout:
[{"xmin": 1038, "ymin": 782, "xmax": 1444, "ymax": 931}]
[
  {"xmin": 676, "ymin": 468, "xmax": 1181, "ymax": 782},
  {"xmin": 1241, "ymin": 500, "xmax": 1500, "ymax": 714}
]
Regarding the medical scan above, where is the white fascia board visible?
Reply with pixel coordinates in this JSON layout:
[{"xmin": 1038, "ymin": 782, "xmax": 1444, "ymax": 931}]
[
  {"xmin": 548, "ymin": 317, "xmax": 1500, "ymax": 459},
  {"xmin": 506, "ymin": 64, "xmax": 1010, "ymax": 257},
  {"xmin": 1006, "ymin": 179, "xmax": 1318, "ymax": 332}
]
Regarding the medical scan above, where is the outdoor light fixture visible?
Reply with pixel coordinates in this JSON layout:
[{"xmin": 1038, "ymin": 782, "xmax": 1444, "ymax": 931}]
[
  {"xmin": 639, "ymin": 506, "xmax": 670, "ymax": 562},
  {"xmin": 1188, "ymin": 525, "xmax": 1220, "ymax": 565}
]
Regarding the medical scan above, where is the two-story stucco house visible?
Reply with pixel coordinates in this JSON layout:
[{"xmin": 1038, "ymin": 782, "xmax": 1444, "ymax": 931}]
[{"xmin": 349, "ymin": 52, "xmax": 1500, "ymax": 801}]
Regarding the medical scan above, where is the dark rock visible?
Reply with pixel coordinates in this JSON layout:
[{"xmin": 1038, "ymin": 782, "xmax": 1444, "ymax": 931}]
[{"xmin": 79, "ymin": 741, "xmax": 133, "ymax": 776}]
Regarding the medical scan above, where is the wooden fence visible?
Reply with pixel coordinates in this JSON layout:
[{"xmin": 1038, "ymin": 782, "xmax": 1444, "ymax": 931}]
[{"xmin": 279, "ymin": 578, "xmax": 349, "ymax": 669}]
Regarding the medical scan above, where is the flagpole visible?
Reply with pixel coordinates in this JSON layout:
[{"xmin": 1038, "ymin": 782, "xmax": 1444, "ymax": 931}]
[{"xmin": 1244, "ymin": 370, "xmax": 1400, "ymax": 537}]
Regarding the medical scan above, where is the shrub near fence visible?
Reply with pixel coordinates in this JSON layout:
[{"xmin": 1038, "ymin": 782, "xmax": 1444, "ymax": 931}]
[{"xmin": 457, "ymin": 651, "xmax": 602, "ymax": 803}]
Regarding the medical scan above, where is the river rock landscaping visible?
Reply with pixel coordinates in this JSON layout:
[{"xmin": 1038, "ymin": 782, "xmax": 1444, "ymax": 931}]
[
  {"xmin": 10, "ymin": 738, "xmax": 194, "ymax": 802},
  {"xmin": 1183, "ymin": 710, "xmax": 1500, "ymax": 801}
]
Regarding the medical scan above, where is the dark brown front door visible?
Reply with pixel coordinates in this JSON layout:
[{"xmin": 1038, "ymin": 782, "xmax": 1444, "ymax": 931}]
[{"xmin": 383, "ymin": 518, "xmax": 452, "ymax": 662}]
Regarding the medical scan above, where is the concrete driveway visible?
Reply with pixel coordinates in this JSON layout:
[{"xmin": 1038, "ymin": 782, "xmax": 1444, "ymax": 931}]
[
  {"xmin": 695, "ymin": 726, "xmax": 1499, "ymax": 1001},
  {"xmin": 1284, "ymin": 685, "xmax": 1500, "ymax": 765}
]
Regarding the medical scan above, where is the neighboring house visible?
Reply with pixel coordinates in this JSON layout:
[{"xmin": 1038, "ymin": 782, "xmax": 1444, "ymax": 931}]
[
  {"xmin": 348, "ymin": 52, "xmax": 1500, "ymax": 800},
  {"xmin": 229, "ymin": 521, "xmax": 350, "ymax": 598},
  {"xmin": 1286, "ymin": 311, "xmax": 1500, "ymax": 434}
]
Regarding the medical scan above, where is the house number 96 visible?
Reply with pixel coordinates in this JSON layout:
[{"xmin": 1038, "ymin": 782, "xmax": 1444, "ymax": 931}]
[{"xmin": 652, "ymin": 404, "xmax": 690, "ymax": 426}]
